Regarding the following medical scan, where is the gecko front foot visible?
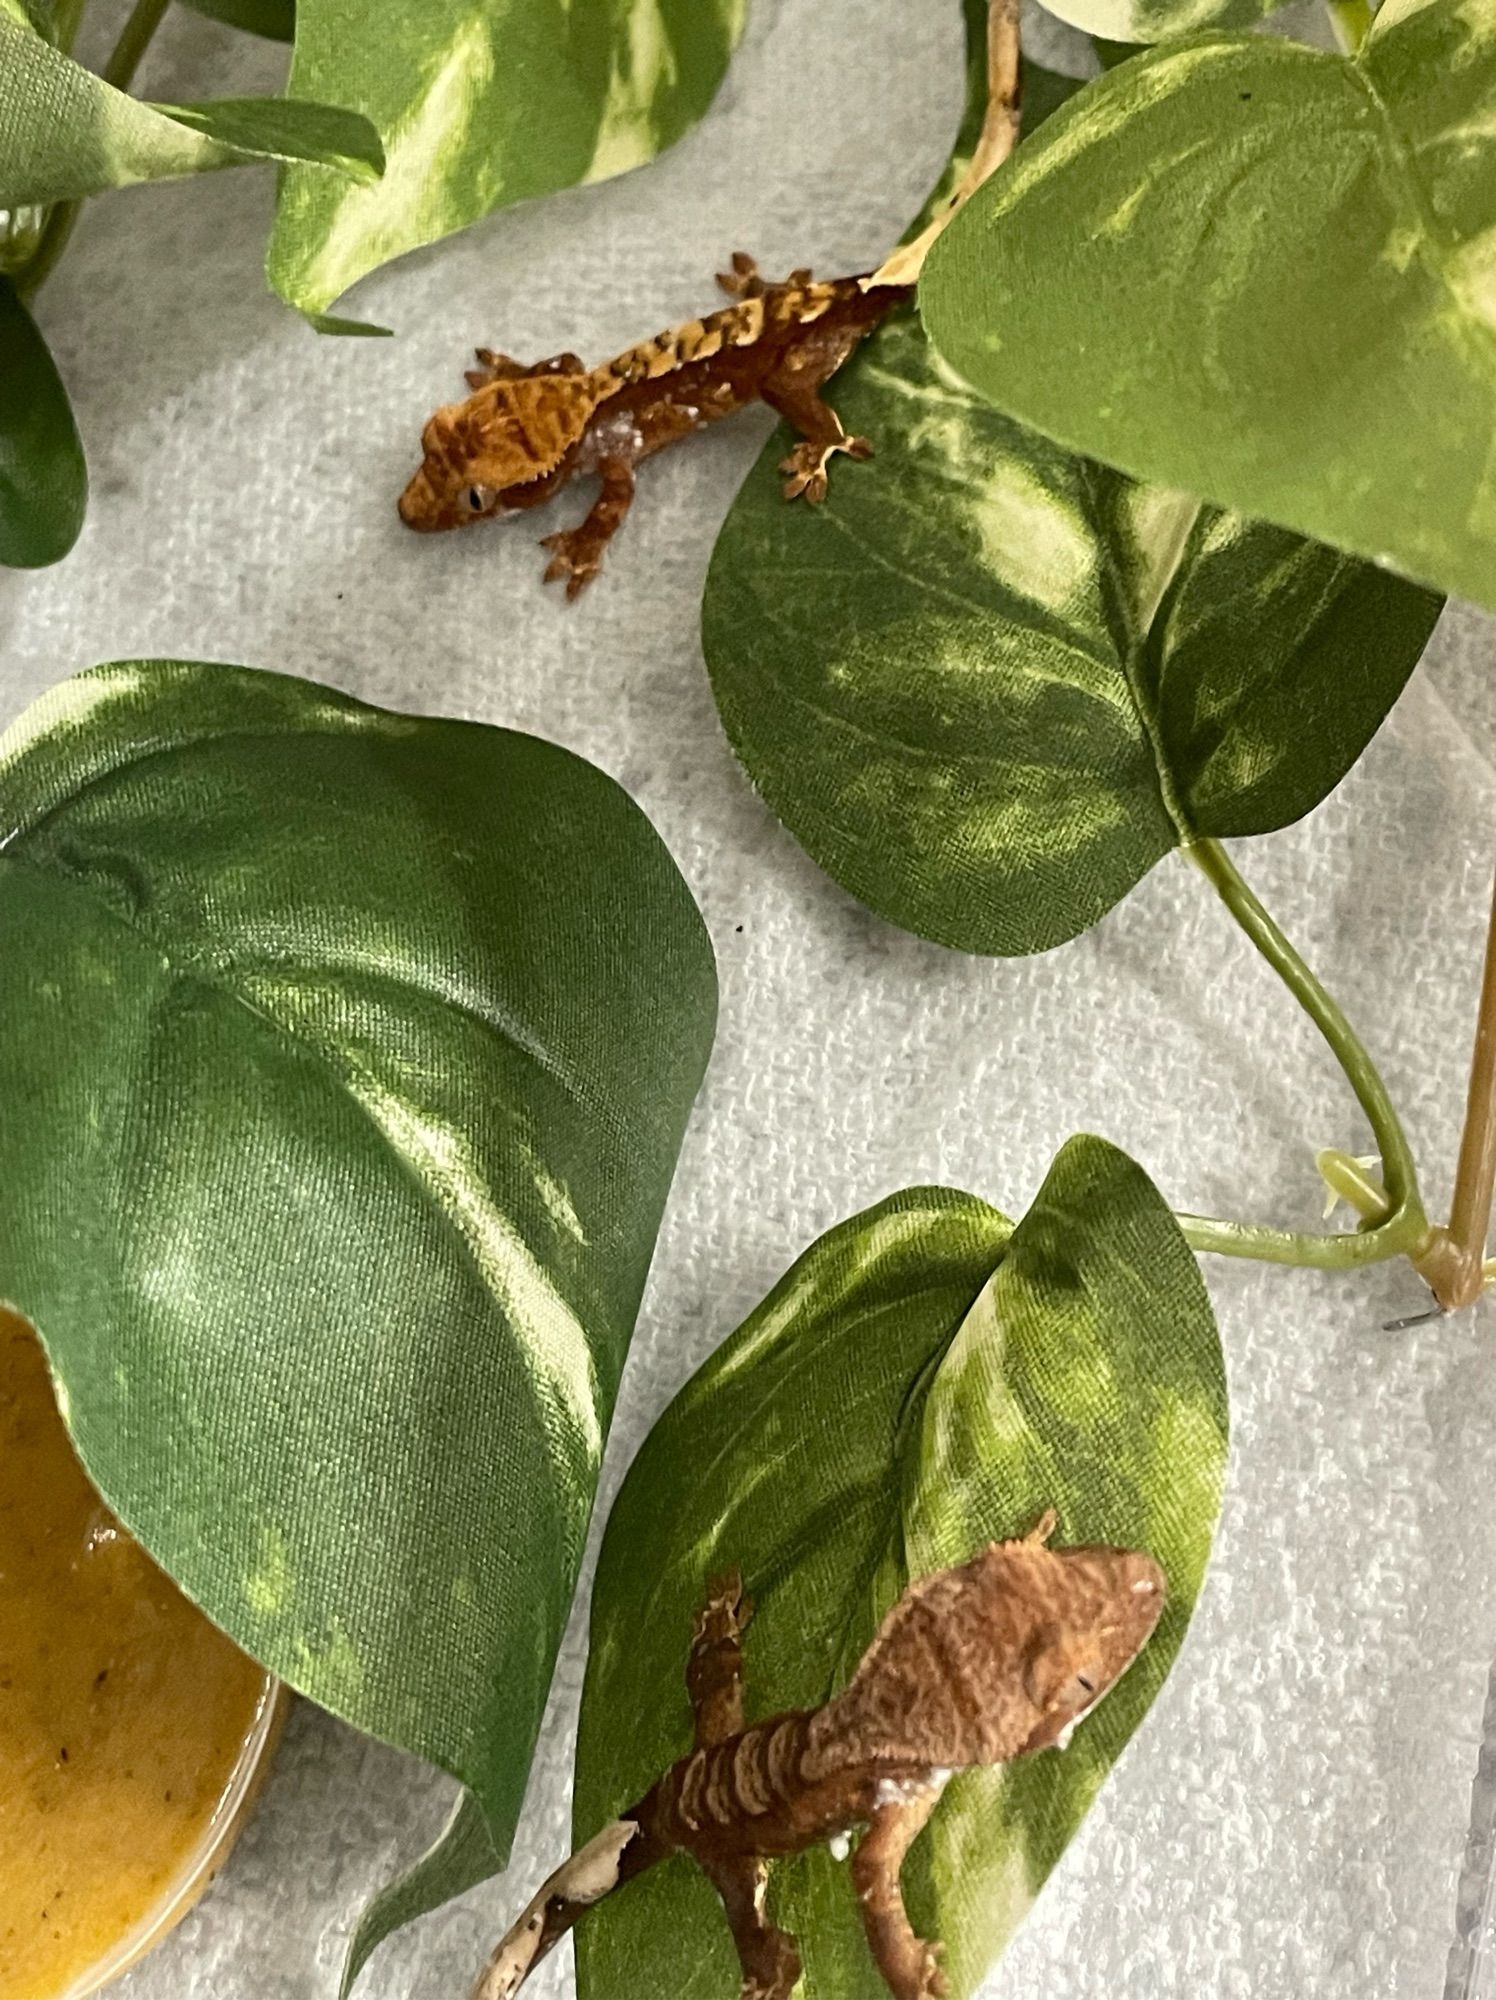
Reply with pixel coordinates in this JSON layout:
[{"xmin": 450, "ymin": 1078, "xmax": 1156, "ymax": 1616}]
[
  {"xmin": 540, "ymin": 527, "xmax": 605, "ymax": 599},
  {"xmin": 717, "ymin": 252, "xmax": 813, "ymax": 300},
  {"xmin": 466, "ymin": 348, "xmax": 586, "ymax": 389},
  {"xmin": 779, "ymin": 435, "xmax": 874, "ymax": 504}
]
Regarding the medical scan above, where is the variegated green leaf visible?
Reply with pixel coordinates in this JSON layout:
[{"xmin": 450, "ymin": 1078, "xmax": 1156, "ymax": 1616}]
[
  {"xmin": 921, "ymin": 0, "xmax": 1496, "ymax": 611},
  {"xmin": 703, "ymin": 0, "xmax": 1440, "ymax": 956},
  {"xmin": 0, "ymin": 661, "xmax": 716, "ymax": 1891},
  {"xmin": 574, "ymin": 1137, "xmax": 1227, "ymax": 2000},
  {"xmin": 704, "ymin": 331, "xmax": 1440, "ymax": 954},
  {"xmin": 1043, "ymin": 0, "xmax": 1288, "ymax": 48},
  {"xmin": 0, "ymin": 15, "xmax": 382, "ymax": 204},
  {"xmin": 266, "ymin": 0, "xmax": 746, "ymax": 317}
]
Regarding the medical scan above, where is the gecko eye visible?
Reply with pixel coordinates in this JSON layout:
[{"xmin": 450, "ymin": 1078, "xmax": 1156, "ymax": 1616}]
[{"xmin": 1076, "ymin": 1674, "xmax": 1096, "ymax": 1695}]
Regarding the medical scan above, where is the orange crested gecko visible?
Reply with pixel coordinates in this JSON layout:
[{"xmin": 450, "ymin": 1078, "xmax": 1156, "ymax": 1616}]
[
  {"xmin": 398, "ymin": 255, "xmax": 911, "ymax": 596},
  {"xmin": 468, "ymin": 1511, "xmax": 1165, "ymax": 2000}
]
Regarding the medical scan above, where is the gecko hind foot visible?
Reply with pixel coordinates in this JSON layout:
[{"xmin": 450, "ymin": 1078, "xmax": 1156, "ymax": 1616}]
[
  {"xmin": 917, "ymin": 1942, "xmax": 950, "ymax": 2000},
  {"xmin": 779, "ymin": 435, "xmax": 874, "ymax": 504},
  {"xmin": 739, "ymin": 1933, "xmax": 802, "ymax": 2000},
  {"xmin": 540, "ymin": 528, "xmax": 604, "ymax": 599}
]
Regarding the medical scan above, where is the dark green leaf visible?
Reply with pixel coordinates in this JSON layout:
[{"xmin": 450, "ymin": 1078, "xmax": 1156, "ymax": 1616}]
[
  {"xmin": 0, "ymin": 17, "xmax": 383, "ymax": 203},
  {"xmin": 921, "ymin": 0, "xmax": 1496, "ymax": 610},
  {"xmin": 1092, "ymin": 33, "xmax": 1145, "ymax": 65},
  {"xmin": 0, "ymin": 275, "xmax": 85, "ymax": 567},
  {"xmin": 267, "ymin": 0, "xmax": 746, "ymax": 317},
  {"xmin": 575, "ymin": 1137, "xmax": 1227, "ymax": 2000},
  {"xmin": 179, "ymin": 0, "xmax": 295, "ymax": 39},
  {"xmin": 0, "ymin": 660, "xmax": 716, "ymax": 1865}
]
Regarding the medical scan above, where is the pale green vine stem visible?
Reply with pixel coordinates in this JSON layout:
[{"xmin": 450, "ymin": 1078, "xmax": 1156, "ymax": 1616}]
[
  {"xmin": 1175, "ymin": 837, "xmax": 1431, "ymax": 1272},
  {"xmin": 16, "ymin": 0, "xmax": 174, "ymax": 299}
]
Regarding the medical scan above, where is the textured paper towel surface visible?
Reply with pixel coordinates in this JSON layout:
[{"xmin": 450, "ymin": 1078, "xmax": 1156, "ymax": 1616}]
[{"xmin": 4, "ymin": 3, "xmax": 1496, "ymax": 1996}]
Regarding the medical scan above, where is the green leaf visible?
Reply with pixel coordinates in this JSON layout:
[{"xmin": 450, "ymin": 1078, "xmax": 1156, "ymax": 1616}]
[
  {"xmin": 303, "ymin": 309, "xmax": 393, "ymax": 337},
  {"xmin": 704, "ymin": 339, "xmax": 1440, "ymax": 954},
  {"xmin": 179, "ymin": 0, "xmax": 295, "ymax": 39},
  {"xmin": 0, "ymin": 16, "xmax": 384, "ymax": 203},
  {"xmin": 0, "ymin": 660, "xmax": 716, "ymax": 1865},
  {"xmin": 920, "ymin": 0, "xmax": 1496, "ymax": 612},
  {"xmin": 156, "ymin": 98, "xmax": 383, "ymax": 183},
  {"xmin": 702, "ymin": 0, "xmax": 1441, "ymax": 956},
  {"xmin": 343, "ymin": 1791, "xmax": 500, "ymax": 1996},
  {"xmin": 1051, "ymin": 0, "xmax": 1285, "ymax": 45},
  {"xmin": 0, "ymin": 276, "xmax": 85, "ymax": 566},
  {"xmin": 0, "ymin": 0, "xmax": 54, "ymax": 37},
  {"xmin": 266, "ymin": 0, "xmax": 746, "ymax": 316},
  {"xmin": 574, "ymin": 1137, "xmax": 1227, "ymax": 2000}
]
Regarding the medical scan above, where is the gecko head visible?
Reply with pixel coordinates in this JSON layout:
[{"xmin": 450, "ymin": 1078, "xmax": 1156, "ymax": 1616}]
[
  {"xmin": 399, "ymin": 378, "xmax": 595, "ymax": 532},
  {"xmin": 1014, "ymin": 1543, "xmax": 1167, "ymax": 1756}
]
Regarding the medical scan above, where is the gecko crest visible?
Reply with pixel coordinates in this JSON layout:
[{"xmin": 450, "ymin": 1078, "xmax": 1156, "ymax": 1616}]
[
  {"xmin": 398, "ymin": 255, "xmax": 910, "ymax": 596},
  {"xmin": 469, "ymin": 1511, "xmax": 1166, "ymax": 2000}
]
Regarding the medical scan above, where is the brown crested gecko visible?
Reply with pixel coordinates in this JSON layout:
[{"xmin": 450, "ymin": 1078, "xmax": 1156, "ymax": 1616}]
[
  {"xmin": 470, "ymin": 1510, "xmax": 1165, "ymax": 2000},
  {"xmin": 397, "ymin": 255, "xmax": 911, "ymax": 595}
]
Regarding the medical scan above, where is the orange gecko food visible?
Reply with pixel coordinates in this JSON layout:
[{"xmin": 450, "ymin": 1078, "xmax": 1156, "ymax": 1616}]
[{"xmin": 0, "ymin": 1307, "xmax": 279, "ymax": 1999}]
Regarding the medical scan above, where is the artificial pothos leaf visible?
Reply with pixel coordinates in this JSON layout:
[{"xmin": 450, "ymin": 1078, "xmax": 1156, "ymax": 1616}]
[
  {"xmin": 0, "ymin": 661, "xmax": 716, "ymax": 1870},
  {"xmin": 0, "ymin": 276, "xmax": 85, "ymax": 567},
  {"xmin": 920, "ymin": 0, "xmax": 1496, "ymax": 611},
  {"xmin": 706, "ymin": 366, "xmax": 1441, "ymax": 954},
  {"xmin": 0, "ymin": 0, "xmax": 53, "ymax": 37},
  {"xmin": 702, "ymin": 0, "xmax": 1441, "ymax": 956},
  {"xmin": 266, "ymin": 0, "xmax": 746, "ymax": 318},
  {"xmin": 1042, "ymin": 0, "xmax": 1286, "ymax": 48},
  {"xmin": 574, "ymin": 1137, "xmax": 1228, "ymax": 2000},
  {"xmin": 344, "ymin": 1791, "xmax": 499, "ymax": 1996},
  {"xmin": 0, "ymin": 16, "xmax": 383, "ymax": 204},
  {"xmin": 179, "ymin": 0, "xmax": 295, "ymax": 39}
]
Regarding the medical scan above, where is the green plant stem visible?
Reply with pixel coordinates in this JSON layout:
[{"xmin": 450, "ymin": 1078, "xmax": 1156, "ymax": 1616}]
[
  {"xmin": 100, "ymin": 0, "xmax": 172, "ymax": 88},
  {"xmin": 15, "ymin": 0, "xmax": 173, "ymax": 301},
  {"xmin": 1175, "ymin": 837, "xmax": 1430, "ymax": 1272},
  {"xmin": 1325, "ymin": 0, "xmax": 1374, "ymax": 50},
  {"xmin": 53, "ymin": 0, "xmax": 89, "ymax": 52}
]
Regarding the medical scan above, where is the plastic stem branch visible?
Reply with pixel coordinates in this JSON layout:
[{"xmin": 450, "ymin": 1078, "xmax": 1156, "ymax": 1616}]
[
  {"xmin": 869, "ymin": 0, "xmax": 1021, "ymax": 289},
  {"xmin": 1174, "ymin": 838, "xmax": 1431, "ymax": 1273},
  {"xmin": 1416, "ymin": 863, "xmax": 1496, "ymax": 1310}
]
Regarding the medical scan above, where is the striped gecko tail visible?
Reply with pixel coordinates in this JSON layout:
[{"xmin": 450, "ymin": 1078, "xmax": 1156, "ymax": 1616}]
[{"xmin": 470, "ymin": 1811, "xmax": 667, "ymax": 2000}]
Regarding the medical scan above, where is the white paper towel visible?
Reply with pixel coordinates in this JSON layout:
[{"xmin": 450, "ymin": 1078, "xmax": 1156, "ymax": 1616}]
[{"xmin": 4, "ymin": 2, "xmax": 1495, "ymax": 1995}]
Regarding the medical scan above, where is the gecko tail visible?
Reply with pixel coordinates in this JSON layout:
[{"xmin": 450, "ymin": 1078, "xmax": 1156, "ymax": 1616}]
[{"xmin": 471, "ymin": 1815, "xmax": 663, "ymax": 2000}]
